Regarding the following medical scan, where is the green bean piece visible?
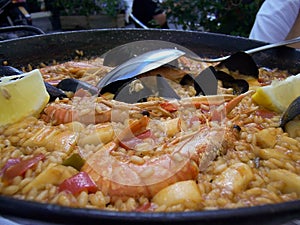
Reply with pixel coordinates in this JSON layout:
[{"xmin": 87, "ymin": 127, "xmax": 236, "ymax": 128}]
[{"xmin": 62, "ymin": 153, "xmax": 85, "ymax": 171}]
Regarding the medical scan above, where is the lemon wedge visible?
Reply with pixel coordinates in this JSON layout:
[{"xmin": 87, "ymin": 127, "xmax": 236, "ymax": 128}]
[
  {"xmin": 252, "ymin": 73, "xmax": 300, "ymax": 112},
  {"xmin": 0, "ymin": 69, "xmax": 49, "ymax": 126}
]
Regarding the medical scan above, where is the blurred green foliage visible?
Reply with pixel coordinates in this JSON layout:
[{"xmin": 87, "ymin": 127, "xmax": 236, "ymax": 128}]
[
  {"xmin": 100, "ymin": 0, "xmax": 125, "ymax": 17},
  {"xmin": 32, "ymin": 0, "xmax": 124, "ymax": 17},
  {"xmin": 56, "ymin": 0, "xmax": 101, "ymax": 16},
  {"xmin": 161, "ymin": 0, "xmax": 264, "ymax": 37}
]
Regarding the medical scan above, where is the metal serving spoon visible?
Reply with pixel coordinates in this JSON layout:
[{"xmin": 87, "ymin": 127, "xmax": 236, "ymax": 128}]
[
  {"xmin": 103, "ymin": 37, "xmax": 300, "ymax": 66},
  {"xmin": 97, "ymin": 37, "xmax": 300, "ymax": 90}
]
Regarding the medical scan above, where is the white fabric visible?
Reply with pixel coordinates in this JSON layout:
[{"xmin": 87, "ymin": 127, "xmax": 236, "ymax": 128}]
[
  {"xmin": 249, "ymin": 0, "xmax": 300, "ymax": 43},
  {"xmin": 123, "ymin": 0, "xmax": 134, "ymax": 23}
]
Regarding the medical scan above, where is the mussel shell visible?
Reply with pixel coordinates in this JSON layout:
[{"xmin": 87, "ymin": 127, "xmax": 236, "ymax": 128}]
[
  {"xmin": 44, "ymin": 82, "xmax": 67, "ymax": 102},
  {"xmin": 280, "ymin": 96, "xmax": 300, "ymax": 129},
  {"xmin": 99, "ymin": 78, "xmax": 131, "ymax": 95},
  {"xmin": 0, "ymin": 66, "xmax": 23, "ymax": 76},
  {"xmin": 150, "ymin": 75, "xmax": 180, "ymax": 99},
  {"xmin": 181, "ymin": 67, "xmax": 218, "ymax": 96},
  {"xmin": 57, "ymin": 78, "xmax": 99, "ymax": 95},
  {"xmin": 216, "ymin": 52, "xmax": 259, "ymax": 77},
  {"xmin": 223, "ymin": 79, "xmax": 249, "ymax": 95},
  {"xmin": 215, "ymin": 71, "xmax": 249, "ymax": 95},
  {"xmin": 180, "ymin": 74, "xmax": 194, "ymax": 87},
  {"xmin": 113, "ymin": 78, "xmax": 154, "ymax": 103},
  {"xmin": 181, "ymin": 67, "xmax": 249, "ymax": 96},
  {"xmin": 113, "ymin": 75, "xmax": 180, "ymax": 103},
  {"xmin": 193, "ymin": 67, "xmax": 218, "ymax": 96},
  {"xmin": 99, "ymin": 48, "xmax": 258, "ymax": 99}
]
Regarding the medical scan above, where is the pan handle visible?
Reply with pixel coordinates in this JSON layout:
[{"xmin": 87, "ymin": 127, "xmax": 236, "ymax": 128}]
[
  {"xmin": 0, "ymin": 25, "xmax": 45, "ymax": 41},
  {"xmin": 0, "ymin": 25, "xmax": 45, "ymax": 35}
]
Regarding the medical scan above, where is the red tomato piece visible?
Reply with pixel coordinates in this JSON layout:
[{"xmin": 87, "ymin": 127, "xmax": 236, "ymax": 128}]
[
  {"xmin": 2, "ymin": 153, "xmax": 45, "ymax": 182},
  {"xmin": 135, "ymin": 129, "xmax": 152, "ymax": 139},
  {"xmin": 255, "ymin": 109, "xmax": 277, "ymax": 119},
  {"xmin": 0, "ymin": 158, "xmax": 21, "ymax": 176},
  {"xmin": 120, "ymin": 129, "xmax": 152, "ymax": 150},
  {"xmin": 160, "ymin": 102, "xmax": 178, "ymax": 112},
  {"xmin": 58, "ymin": 171, "xmax": 98, "ymax": 195}
]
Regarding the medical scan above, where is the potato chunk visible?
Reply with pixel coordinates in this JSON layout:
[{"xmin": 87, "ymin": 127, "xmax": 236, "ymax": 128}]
[
  {"xmin": 269, "ymin": 169, "xmax": 300, "ymax": 195},
  {"xmin": 152, "ymin": 180, "xmax": 203, "ymax": 210},
  {"xmin": 214, "ymin": 162, "xmax": 253, "ymax": 193},
  {"xmin": 78, "ymin": 124, "xmax": 114, "ymax": 146},
  {"xmin": 254, "ymin": 148, "xmax": 290, "ymax": 160},
  {"xmin": 255, "ymin": 128, "xmax": 277, "ymax": 148},
  {"xmin": 22, "ymin": 164, "xmax": 78, "ymax": 194},
  {"xmin": 285, "ymin": 120, "xmax": 300, "ymax": 138}
]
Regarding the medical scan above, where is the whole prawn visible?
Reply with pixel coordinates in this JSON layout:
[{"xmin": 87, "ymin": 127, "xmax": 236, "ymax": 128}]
[
  {"xmin": 82, "ymin": 124, "xmax": 235, "ymax": 200},
  {"xmin": 80, "ymin": 92, "xmax": 252, "ymax": 200}
]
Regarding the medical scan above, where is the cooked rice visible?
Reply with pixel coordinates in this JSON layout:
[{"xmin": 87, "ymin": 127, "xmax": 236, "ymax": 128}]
[{"xmin": 0, "ymin": 56, "xmax": 299, "ymax": 212}]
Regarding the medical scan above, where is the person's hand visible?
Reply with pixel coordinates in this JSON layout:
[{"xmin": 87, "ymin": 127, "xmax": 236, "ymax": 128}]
[{"xmin": 153, "ymin": 13, "xmax": 167, "ymax": 27}]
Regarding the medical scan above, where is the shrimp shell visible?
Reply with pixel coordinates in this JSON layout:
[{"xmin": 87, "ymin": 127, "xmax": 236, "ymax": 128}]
[
  {"xmin": 82, "ymin": 126, "xmax": 235, "ymax": 201},
  {"xmin": 41, "ymin": 102, "xmax": 111, "ymax": 125}
]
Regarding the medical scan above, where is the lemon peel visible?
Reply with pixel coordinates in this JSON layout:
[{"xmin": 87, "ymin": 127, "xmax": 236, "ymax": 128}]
[
  {"xmin": 0, "ymin": 69, "xmax": 49, "ymax": 126},
  {"xmin": 252, "ymin": 73, "xmax": 300, "ymax": 112}
]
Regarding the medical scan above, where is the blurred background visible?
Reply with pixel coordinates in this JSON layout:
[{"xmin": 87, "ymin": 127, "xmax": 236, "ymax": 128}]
[{"xmin": 1, "ymin": 0, "xmax": 264, "ymax": 37}]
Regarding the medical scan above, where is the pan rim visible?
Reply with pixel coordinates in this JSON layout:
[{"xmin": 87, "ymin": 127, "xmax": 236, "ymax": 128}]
[
  {"xmin": 0, "ymin": 195, "xmax": 300, "ymax": 224},
  {"xmin": 0, "ymin": 28, "xmax": 300, "ymax": 225}
]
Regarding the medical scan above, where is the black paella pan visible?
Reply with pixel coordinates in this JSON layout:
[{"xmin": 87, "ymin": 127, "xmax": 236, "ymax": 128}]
[{"xmin": 0, "ymin": 28, "xmax": 300, "ymax": 225}]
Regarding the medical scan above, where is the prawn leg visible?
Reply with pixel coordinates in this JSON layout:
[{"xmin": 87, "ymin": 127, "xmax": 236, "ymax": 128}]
[{"xmin": 225, "ymin": 90, "xmax": 254, "ymax": 114}]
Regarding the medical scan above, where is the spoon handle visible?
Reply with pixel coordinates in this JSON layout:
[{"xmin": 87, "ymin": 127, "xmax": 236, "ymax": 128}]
[
  {"xmin": 245, "ymin": 36, "xmax": 300, "ymax": 55},
  {"xmin": 197, "ymin": 36, "xmax": 300, "ymax": 63}
]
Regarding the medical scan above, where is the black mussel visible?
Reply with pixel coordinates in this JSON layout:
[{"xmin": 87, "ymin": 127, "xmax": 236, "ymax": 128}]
[
  {"xmin": 155, "ymin": 75, "xmax": 180, "ymax": 99},
  {"xmin": 181, "ymin": 67, "xmax": 249, "ymax": 96},
  {"xmin": 215, "ymin": 71, "xmax": 249, "ymax": 95},
  {"xmin": 280, "ymin": 96, "xmax": 300, "ymax": 129},
  {"xmin": 113, "ymin": 78, "xmax": 154, "ymax": 103},
  {"xmin": 57, "ymin": 78, "xmax": 99, "ymax": 95},
  {"xmin": 181, "ymin": 67, "xmax": 218, "ymax": 96},
  {"xmin": 216, "ymin": 52, "xmax": 259, "ymax": 77},
  {"xmin": 180, "ymin": 74, "xmax": 194, "ymax": 87},
  {"xmin": 100, "ymin": 78, "xmax": 132, "ymax": 95},
  {"xmin": 224, "ymin": 79, "xmax": 249, "ymax": 95},
  {"xmin": 194, "ymin": 67, "xmax": 218, "ymax": 96},
  {"xmin": 0, "ymin": 66, "xmax": 23, "ymax": 76},
  {"xmin": 114, "ymin": 75, "xmax": 180, "ymax": 103},
  {"xmin": 44, "ymin": 82, "xmax": 67, "ymax": 101}
]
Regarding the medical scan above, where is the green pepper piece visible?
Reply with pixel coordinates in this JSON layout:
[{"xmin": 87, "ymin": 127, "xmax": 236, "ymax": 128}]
[{"xmin": 62, "ymin": 153, "xmax": 85, "ymax": 171}]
